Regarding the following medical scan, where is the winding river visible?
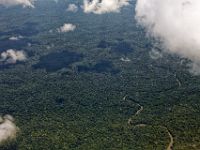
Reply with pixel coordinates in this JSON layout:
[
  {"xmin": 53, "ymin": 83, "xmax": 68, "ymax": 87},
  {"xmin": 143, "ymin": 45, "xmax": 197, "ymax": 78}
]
[{"xmin": 123, "ymin": 95, "xmax": 174, "ymax": 150}]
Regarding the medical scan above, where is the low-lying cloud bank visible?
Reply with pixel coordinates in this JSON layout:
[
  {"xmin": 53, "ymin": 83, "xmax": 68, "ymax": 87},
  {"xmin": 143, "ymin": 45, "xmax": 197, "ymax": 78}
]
[
  {"xmin": 83, "ymin": 0, "xmax": 129, "ymax": 14},
  {"xmin": 0, "ymin": 115, "xmax": 19, "ymax": 145},
  {"xmin": 0, "ymin": 49, "xmax": 26, "ymax": 64},
  {"xmin": 0, "ymin": 0, "xmax": 35, "ymax": 8},
  {"xmin": 9, "ymin": 35, "xmax": 23, "ymax": 41},
  {"xmin": 135, "ymin": 0, "xmax": 200, "ymax": 74},
  {"xmin": 57, "ymin": 23, "xmax": 76, "ymax": 33}
]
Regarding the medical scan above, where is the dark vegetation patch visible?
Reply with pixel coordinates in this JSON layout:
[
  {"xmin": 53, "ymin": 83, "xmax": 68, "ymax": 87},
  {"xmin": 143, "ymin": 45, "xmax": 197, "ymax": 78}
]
[
  {"xmin": 0, "ymin": 22, "xmax": 39, "ymax": 37},
  {"xmin": 111, "ymin": 41, "xmax": 133, "ymax": 54},
  {"xmin": 55, "ymin": 98, "xmax": 64, "ymax": 108},
  {"xmin": 116, "ymin": 38, "xmax": 124, "ymax": 41},
  {"xmin": 0, "ymin": 141, "xmax": 18, "ymax": 150},
  {"xmin": 0, "ymin": 38, "xmax": 37, "ymax": 52},
  {"xmin": 0, "ymin": 62, "xmax": 25, "ymax": 70},
  {"xmin": 97, "ymin": 40, "xmax": 111, "ymax": 49},
  {"xmin": 11, "ymin": 22, "xmax": 39, "ymax": 36},
  {"xmin": 77, "ymin": 60, "xmax": 120, "ymax": 74},
  {"xmin": 97, "ymin": 40, "xmax": 133, "ymax": 55},
  {"xmin": 33, "ymin": 51, "xmax": 83, "ymax": 72}
]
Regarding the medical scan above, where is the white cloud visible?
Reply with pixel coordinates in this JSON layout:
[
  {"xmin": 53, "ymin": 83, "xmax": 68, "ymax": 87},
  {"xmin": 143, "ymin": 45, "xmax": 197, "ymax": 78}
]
[
  {"xmin": 0, "ymin": 49, "xmax": 27, "ymax": 64},
  {"xmin": 0, "ymin": 115, "xmax": 19, "ymax": 145},
  {"xmin": 9, "ymin": 35, "xmax": 23, "ymax": 41},
  {"xmin": 83, "ymin": 0, "xmax": 129, "ymax": 14},
  {"xmin": 57, "ymin": 23, "xmax": 76, "ymax": 33},
  {"xmin": 135, "ymin": 0, "xmax": 200, "ymax": 74},
  {"xmin": 0, "ymin": 0, "xmax": 35, "ymax": 8},
  {"xmin": 67, "ymin": 4, "xmax": 78, "ymax": 12}
]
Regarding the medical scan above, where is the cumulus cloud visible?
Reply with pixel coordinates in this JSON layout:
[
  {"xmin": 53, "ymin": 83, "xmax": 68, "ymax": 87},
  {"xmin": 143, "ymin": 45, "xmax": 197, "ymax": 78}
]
[
  {"xmin": 0, "ymin": 115, "xmax": 19, "ymax": 145},
  {"xmin": 135, "ymin": 0, "xmax": 200, "ymax": 74},
  {"xmin": 57, "ymin": 23, "xmax": 76, "ymax": 33},
  {"xmin": 0, "ymin": 0, "xmax": 35, "ymax": 8},
  {"xmin": 83, "ymin": 0, "xmax": 129, "ymax": 14},
  {"xmin": 0, "ymin": 49, "xmax": 27, "ymax": 64},
  {"xmin": 67, "ymin": 4, "xmax": 78, "ymax": 12}
]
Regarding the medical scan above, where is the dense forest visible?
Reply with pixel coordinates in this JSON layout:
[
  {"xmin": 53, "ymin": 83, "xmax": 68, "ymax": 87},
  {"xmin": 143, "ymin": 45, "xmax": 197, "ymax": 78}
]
[{"xmin": 0, "ymin": 0, "xmax": 200, "ymax": 149}]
